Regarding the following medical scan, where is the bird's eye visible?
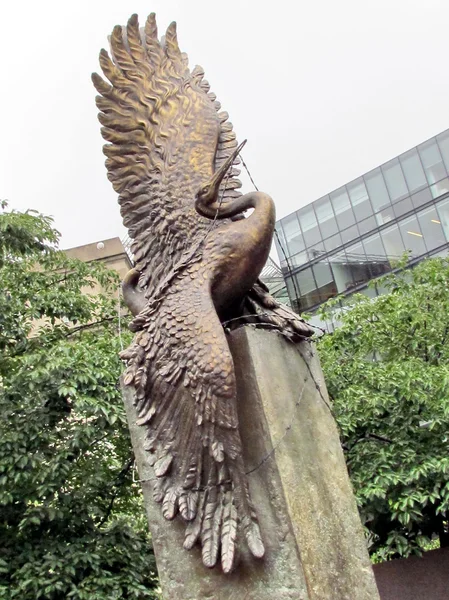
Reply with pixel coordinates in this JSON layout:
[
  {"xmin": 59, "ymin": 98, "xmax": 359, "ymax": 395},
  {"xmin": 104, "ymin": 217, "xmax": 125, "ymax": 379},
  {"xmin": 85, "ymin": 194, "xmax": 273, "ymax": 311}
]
[{"xmin": 196, "ymin": 184, "xmax": 211, "ymax": 200}]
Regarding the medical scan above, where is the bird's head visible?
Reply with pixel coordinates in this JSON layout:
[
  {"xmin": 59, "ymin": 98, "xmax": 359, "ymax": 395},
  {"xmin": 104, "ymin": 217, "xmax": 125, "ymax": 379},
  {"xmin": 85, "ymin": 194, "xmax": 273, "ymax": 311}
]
[{"xmin": 196, "ymin": 139, "xmax": 247, "ymax": 205}]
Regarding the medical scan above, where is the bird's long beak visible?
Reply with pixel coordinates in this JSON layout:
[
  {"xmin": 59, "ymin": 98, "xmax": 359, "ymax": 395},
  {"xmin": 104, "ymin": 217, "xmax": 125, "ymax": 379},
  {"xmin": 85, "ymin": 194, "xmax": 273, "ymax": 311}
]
[{"xmin": 208, "ymin": 139, "xmax": 247, "ymax": 196}]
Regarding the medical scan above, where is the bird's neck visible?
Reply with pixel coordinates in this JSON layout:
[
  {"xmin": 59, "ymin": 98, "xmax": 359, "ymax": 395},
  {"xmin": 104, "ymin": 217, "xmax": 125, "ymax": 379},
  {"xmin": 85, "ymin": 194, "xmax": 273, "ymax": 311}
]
[{"xmin": 195, "ymin": 191, "xmax": 275, "ymax": 224}]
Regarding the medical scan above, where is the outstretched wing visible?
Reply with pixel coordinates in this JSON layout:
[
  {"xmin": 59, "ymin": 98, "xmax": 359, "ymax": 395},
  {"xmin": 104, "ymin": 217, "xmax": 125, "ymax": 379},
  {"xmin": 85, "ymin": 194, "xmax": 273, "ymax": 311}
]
[
  {"xmin": 121, "ymin": 269, "xmax": 264, "ymax": 572},
  {"xmin": 92, "ymin": 13, "xmax": 242, "ymax": 297}
]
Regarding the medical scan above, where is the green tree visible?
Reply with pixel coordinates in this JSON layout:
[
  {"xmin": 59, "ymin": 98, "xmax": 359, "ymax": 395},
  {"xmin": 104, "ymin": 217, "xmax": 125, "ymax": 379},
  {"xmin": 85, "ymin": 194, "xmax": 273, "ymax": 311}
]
[
  {"xmin": 0, "ymin": 204, "xmax": 158, "ymax": 599},
  {"xmin": 318, "ymin": 257, "xmax": 449, "ymax": 561}
]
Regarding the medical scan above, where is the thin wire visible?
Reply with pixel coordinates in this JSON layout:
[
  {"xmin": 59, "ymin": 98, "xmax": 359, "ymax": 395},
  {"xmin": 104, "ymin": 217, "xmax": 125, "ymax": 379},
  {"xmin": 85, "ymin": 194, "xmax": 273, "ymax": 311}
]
[
  {"xmin": 245, "ymin": 370, "xmax": 310, "ymax": 476},
  {"xmin": 222, "ymin": 311, "xmax": 284, "ymax": 327},
  {"xmin": 132, "ymin": 348, "xmax": 331, "ymax": 487},
  {"xmin": 223, "ymin": 319, "xmax": 312, "ymax": 345},
  {"xmin": 117, "ymin": 285, "xmax": 124, "ymax": 352},
  {"xmin": 222, "ymin": 310, "xmax": 324, "ymax": 334},
  {"xmin": 239, "ymin": 155, "xmax": 259, "ymax": 192},
  {"xmin": 297, "ymin": 343, "xmax": 333, "ymax": 414},
  {"xmin": 273, "ymin": 228, "xmax": 302, "ymax": 310}
]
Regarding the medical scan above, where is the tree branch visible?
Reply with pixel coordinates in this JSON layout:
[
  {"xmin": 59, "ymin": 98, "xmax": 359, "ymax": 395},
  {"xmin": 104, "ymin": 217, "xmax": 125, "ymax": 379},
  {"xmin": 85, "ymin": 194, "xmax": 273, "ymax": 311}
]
[
  {"xmin": 98, "ymin": 456, "xmax": 135, "ymax": 527},
  {"xmin": 435, "ymin": 325, "xmax": 449, "ymax": 364},
  {"xmin": 64, "ymin": 316, "xmax": 116, "ymax": 338},
  {"xmin": 344, "ymin": 432, "xmax": 393, "ymax": 453}
]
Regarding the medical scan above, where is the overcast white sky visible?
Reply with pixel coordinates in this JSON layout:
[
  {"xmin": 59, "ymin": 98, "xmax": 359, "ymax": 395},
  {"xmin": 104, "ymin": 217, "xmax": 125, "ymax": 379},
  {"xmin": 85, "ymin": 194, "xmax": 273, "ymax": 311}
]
[{"xmin": 1, "ymin": 0, "xmax": 448, "ymax": 256}]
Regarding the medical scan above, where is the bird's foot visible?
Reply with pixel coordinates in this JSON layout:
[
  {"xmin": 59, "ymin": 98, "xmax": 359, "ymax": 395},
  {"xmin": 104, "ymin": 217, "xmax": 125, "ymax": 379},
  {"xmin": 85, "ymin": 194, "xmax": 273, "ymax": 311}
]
[{"xmin": 223, "ymin": 283, "xmax": 314, "ymax": 341}]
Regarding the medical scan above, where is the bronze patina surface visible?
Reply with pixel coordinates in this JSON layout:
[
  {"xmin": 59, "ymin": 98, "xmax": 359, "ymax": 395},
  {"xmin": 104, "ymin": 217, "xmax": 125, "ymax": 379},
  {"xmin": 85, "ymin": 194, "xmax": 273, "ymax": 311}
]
[{"xmin": 93, "ymin": 12, "xmax": 312, "ymax": 573}]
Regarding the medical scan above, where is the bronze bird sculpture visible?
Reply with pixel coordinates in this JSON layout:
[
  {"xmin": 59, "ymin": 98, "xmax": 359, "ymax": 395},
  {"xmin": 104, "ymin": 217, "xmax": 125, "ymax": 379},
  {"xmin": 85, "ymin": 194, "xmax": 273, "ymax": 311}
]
[{"xmin": 93, "ymin": 12, "xmax": 312, "ymax": 573}]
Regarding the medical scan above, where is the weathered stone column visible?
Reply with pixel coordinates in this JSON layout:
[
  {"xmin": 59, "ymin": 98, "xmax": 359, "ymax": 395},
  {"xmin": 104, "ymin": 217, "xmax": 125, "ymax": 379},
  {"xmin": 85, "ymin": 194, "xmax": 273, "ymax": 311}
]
[{"xmin": 122, "ymin": 327, "xmax": 380, "ymax": 600}]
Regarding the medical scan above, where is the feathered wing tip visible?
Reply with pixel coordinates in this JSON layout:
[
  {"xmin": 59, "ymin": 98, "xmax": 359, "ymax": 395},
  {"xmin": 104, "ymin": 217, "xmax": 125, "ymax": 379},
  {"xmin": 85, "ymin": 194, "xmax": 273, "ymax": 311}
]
[
  {"xmin": 120, "ymin": 285, "xmax": 266, "ymax": 573},
  {"xmin": 92, "ymin": 13, "xmax": 186, "ymax": 90},
  {"xmin": 150, "ymin": 438, "xmax": 265, "ymax": 573},
  {"xmin": 122, "ymin": 344, "xmax": 265, "ymax": 572}
]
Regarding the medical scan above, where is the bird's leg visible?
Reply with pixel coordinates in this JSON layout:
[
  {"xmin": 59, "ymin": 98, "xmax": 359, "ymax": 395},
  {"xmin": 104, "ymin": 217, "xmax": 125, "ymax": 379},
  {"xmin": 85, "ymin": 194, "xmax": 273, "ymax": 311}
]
[{"xmin": 238, "ymin": 285, "xmax": 314, "ymax": 340}]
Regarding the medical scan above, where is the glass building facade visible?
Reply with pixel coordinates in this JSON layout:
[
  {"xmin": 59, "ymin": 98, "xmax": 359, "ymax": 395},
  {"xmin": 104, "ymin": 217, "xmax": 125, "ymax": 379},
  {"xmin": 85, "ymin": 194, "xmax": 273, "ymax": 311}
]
[{"xmin": 274, "ymin": 129, "xmax": 449, "ymax": 313}]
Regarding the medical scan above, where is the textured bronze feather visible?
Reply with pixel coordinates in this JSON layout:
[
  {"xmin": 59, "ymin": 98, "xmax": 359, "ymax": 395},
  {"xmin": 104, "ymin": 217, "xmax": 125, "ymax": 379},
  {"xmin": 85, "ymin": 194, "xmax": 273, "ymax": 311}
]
[{"xmin": 93, "ymin": 12, "xmax": 313, "ymax": 573}]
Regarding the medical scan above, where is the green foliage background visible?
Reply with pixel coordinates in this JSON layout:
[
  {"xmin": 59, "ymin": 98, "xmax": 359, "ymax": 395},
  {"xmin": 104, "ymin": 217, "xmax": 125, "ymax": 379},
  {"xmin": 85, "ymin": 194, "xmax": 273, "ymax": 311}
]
[
  {"xmin": 318, "ymin": 257, "xmax": 449, "ymax": 561},
  {"xmin": 0, "ymin": 204, "xmax": 158, "ymax": 599}
]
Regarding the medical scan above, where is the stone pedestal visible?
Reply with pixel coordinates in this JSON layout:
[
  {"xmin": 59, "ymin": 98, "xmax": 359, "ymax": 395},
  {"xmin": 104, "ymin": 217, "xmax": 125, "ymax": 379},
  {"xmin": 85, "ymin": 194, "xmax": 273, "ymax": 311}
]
[{"xmin": 122, "ymin": 327, "xmax": 380, "ymax": 600}]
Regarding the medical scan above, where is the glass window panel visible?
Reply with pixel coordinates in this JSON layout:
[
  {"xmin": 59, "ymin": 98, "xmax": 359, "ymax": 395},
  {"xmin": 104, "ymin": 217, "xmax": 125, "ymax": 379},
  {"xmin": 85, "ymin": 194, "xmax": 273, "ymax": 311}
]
[
  {"xmin": 344, "ymin": 241, "xmax": 371, "ymax": 289},
  {"xmin": 364, "ymin": 168, "xmax": 391, "ymax": 211},
  {"xmin": 297, "ymin": 292, "xmax": 320, "ymax": 311},
  {"xmin": 330, "ymin": 251, "xmax": 355, "ymax": 293},
  {"xmin": 430, "ymin": 177, "xmax": 449, "ymax": 199},
  {"xmin": 437, "ymin": 130, "xmax": 449, "ymax": 172},
  {"xmin": 285, "ymin": 275, "xmax": 294, "ymax": 294},
  {"xmin": 295, "ymin": 268, "xmax": 320, "ymax": 310},
  {"xmin": 393, "ymin": 196, "xmax": 413, "ymax": 218},
  {"xmin": 362, "ymin": 233, "xmax": 390, "ymax": 277},
  {"xmin": 380, "ymin": 224, "xmax": 406, "ymax": 266},
  {"xmin": 345, "ymin": 240, "xmax": 366, "ymax": 264},
  {"xmin": 358, "ymin": 216, "xmax": 377, "ymax": 236},
  {"xmin": 298, "ymin": 206, "xmax": 322, "ymax": 247},
  {"xmin": 418, "ymin": 139, "xmax": 447, "ymax": 185},
  {"xmin": 290, "ymin": 251, "xmax": 308, "ymax": 267},
  {"xmin": 436, "ymin": 198, "xmax": 449, "ymax": 242},
  {"xmin": 296, "ymin": 267, "xmax": 316, "ymax": 295},
  {"xmin": 274, "ymin": 225, "xmax": 288, "ymax": 265},
  {"xmin": 281, "ymin": 214, "xmax": 300, "ymax": 237},
  {"xmin": 314, "ymin": 195, "xmax": 338, "ymax": 238},
  {"xmin": 347, "ymin": 178, "xmax": 369, "ymax": 205},
  {"xmin": 360, "ymin": 286, "xmax": 378, "ymax": 299},
  {"xmin": 382, "ymin": 158, "xmax": 408, "ymax": 202},
  {"xmin": 347, "ymin": 178, "xmax": 374, "ymax": 221},
  {"xmin": 324, "ymin": 232, "xmax": 343, "ymax": 253},
  {"xmin": 313, "ymin": 261, "xmax": 333, "ymax": 288},
  {"xmin": 411, "ymin": 186, "xmax": 432, "ymax": 209},
  {"xmin": 375, "ymin": 205, "xmax": 395, "ymax": 226},
  {"xmin": 352, "ymin": 199, "xmax": 374, "ymax": 222},
  {"xmin": 302, "ymin": 225, "xmax": 322, "ymax": 248},
  {"xmin": 341, "ymin": 224, "xmax": 359, "ymax": 244},
  {"xmin": 297, "ymin": 206, "xmax": 317, "ymax": 231},
  {"xmin": 313, "ymin": 261, "xmax": 338, "ymax": 303},
  {"xmin": 330, "ymin": 187, "xmax": 356, "ymax": 230},
  {"xmin": 281, "ymin": 213, "xmax": 304, "ymax": 256},
  {"xmin": 430, "ymin": 249, "xmax": 449, "ymax": 258},
  {"xmin": 398, "ymin": 215, "xmax": 426, "ymax": 258},
  {"xmin": 307, "ymin": 240, "xmax": 326, "ymax": 261},
  {"xmin": 363, "ymin": 233, "xmax": 386, "ymax": 260},
  {"xmin": 285, "ymin": 275, "xmax": 297, "ymax": 302},
  {"xmin": 417, "ymin": 206, "xmax": 447, "ymax": 252},
  {"xmin": 399, "ymin": 149, "xmax": 427, "ymax": 193}
]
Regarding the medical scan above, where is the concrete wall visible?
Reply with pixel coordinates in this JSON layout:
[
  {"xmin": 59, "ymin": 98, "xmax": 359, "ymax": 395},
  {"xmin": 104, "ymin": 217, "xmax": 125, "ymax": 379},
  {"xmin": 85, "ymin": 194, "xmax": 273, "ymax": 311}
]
[
  {"xmin": 64, "ymin": 237, "xmax": 132, "ymax": 283},
  {"xmin": 31, "ymin": 237, "xmax": 131, "ymax": 334},
  {"xmin": 373, "ymin": 548, "xmax": 449, "ymax": 600},
  {"xmin": 63, "ymin": 237, "xmax": 131, "ymax": 298}
]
